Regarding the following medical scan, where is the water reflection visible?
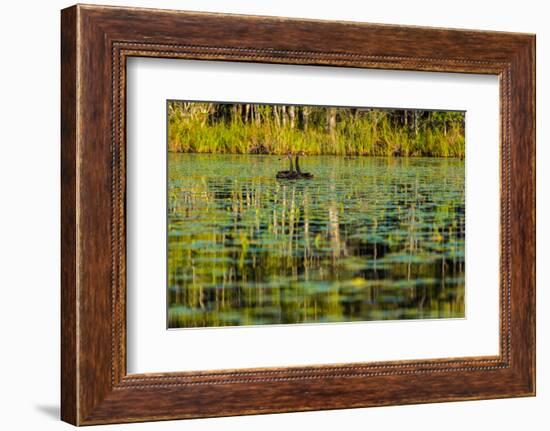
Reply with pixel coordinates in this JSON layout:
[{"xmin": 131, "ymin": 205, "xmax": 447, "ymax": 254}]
[{"xmin": 168, "ymin": 154, "xmax": 465, "ymax": 328}]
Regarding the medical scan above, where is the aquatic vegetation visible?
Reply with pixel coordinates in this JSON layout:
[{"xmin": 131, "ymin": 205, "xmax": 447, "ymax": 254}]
[
  {"xmin": 167, "ymin": 102, "xmax": 465, "ymax": 158},
  {"xmin": 168, "ymin": 154, "xmax": 465, "ymax": 328}
]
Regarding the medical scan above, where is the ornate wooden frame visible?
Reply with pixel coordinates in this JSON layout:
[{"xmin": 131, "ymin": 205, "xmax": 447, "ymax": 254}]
[{"xmin": 61, "ymin": 4, "xmax": 535, "ymax": 425}]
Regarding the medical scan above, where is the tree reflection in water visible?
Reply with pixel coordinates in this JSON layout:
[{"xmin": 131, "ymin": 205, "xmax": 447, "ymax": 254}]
[{"xmin": 168, "ymin": 154, "xmax": 465, "ymax": 328}]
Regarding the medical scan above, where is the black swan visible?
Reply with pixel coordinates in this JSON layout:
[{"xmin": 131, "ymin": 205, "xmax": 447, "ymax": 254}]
[
  {"xmin": 276, "ymin": 151, "xmax": 313, "ymax": 180},
  {"xmin": 276, "ymin": 152, "xmax": 297, "ymax": 179},
  {"xmin": 294, "ymin": 151, "xmax": 314, "ymax": 179}
]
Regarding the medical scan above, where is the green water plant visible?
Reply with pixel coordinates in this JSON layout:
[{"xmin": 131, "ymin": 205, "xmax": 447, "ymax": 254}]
[{"xmin": 168, "ymin": 101, "xmax": 465, "ymax": 158}]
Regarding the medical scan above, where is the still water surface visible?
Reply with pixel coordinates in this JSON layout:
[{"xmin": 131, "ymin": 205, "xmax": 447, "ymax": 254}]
[{"xmin": 168, "ymin": 154, "xmax": 465, "ymax": 328}]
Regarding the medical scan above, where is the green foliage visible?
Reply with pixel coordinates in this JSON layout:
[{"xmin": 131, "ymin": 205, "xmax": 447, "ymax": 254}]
[{"xmin": 168, "ymin": 102, "xmax": 465, "ymax": 158}]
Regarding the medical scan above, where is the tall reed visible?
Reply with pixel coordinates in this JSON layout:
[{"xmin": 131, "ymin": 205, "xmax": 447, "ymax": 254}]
[{"xmin": 168, "ymin": 102, "xmax": 465, "ymax": 158}]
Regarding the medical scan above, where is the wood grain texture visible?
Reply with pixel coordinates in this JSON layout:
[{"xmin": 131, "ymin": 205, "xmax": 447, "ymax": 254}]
[
  {"xmin": 60, "ymin": 4, "xmax": 536, "ymax": 425},
  {"xmin": 60, "ymin": 5, "xmax": 78, "ymax": 425}
]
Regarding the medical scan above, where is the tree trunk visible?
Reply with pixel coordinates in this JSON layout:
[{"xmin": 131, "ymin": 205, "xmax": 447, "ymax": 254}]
[
  {"xmin": 302, "ymin": 106, "xmax": 309, "ymax": 130},
  {"xmin": 273, "ymin": 105, "xmax": 280, "ymax": 127},
  {"xmin": 327, "ymin": 107, "xmax": 337, "ymax": 140},
  {"xmin": 288, "ymin": 106, "xmax": 295, "ymax": 129},
  {"xmin": 255, "ymin": 105, "xmax": 261, "ymax": 126}
]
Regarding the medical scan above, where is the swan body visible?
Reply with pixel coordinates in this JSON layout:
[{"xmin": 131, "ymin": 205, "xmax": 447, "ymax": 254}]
[{"xmin": 275, "ymin": 152, "xmax": 313, "ymax": 180}]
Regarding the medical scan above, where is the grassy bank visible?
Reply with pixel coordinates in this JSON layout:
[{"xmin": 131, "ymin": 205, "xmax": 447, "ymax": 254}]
[{"xmin": 168, "ymin": 101, "xmax": 465, "ymax": 157}]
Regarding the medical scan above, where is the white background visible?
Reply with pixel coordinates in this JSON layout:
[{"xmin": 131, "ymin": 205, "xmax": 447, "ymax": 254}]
[
  {"xmin": 0, "ymin": 0, "xmax": 547, "ymax": 430},
  {"xmin": 127, "ymin": 59, "xmax": 500, "ymax": 373}
]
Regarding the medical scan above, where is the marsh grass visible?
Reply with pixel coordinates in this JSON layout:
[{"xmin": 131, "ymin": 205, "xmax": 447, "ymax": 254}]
[{"xmin": 168, "ymin": 102, "xmax": 465, "ymax": 157}]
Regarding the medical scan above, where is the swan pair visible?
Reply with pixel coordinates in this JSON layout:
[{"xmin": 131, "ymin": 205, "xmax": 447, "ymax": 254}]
[{"xmin": 276, "ymin": 151, "xmax": 314, "ymax": 179}]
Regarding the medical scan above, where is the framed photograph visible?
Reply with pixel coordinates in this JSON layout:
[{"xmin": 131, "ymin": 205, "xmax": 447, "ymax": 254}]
[{"xmin": 61, "ymin": 4, "xmax": 535, "ymax": 425}]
